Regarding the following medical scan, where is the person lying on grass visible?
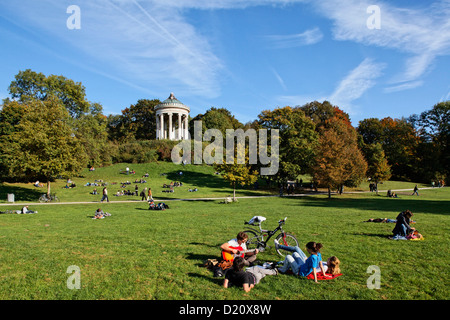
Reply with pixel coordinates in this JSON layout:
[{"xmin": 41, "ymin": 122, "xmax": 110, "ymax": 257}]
[
  {"xmin": 223, "ymin": 256, "xmax": 277, "ymax": 292},
  {"xmin": 275, "ymin": 241, "xmax": 335, "ymax": 282}
]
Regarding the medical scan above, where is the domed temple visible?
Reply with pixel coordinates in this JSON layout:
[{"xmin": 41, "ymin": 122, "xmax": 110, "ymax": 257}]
[{"xmin": 155, "ymin": 93, "xmax": 190, "ymax": 140}]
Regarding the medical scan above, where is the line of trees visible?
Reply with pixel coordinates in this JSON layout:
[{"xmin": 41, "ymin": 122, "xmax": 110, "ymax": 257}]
[{"xmin": 0, "ymin": 70, "xmax": 448, "ymax": 196}]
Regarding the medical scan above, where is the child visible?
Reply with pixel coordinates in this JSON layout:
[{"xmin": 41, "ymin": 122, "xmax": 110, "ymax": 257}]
[{"xmin": 275, "ymin": 241, "xmax": 328, "ymax": 282}]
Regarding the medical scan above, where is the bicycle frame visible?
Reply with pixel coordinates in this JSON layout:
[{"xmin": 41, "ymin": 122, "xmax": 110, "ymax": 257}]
[{"xmin": 245, "ymin": 218, "xmax": 287, "ymax": 248}]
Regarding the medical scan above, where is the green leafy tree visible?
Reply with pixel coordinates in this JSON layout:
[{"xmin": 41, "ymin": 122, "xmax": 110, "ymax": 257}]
[
  {"xmin": 8, "ymin": 69, "xmax": 90, "ymax": 118},
  {"xmin": 410, "ymin": 101, "xmax": 450, "ymax": 182},
  {"xmin": 214, "ymin": 146, "xmax": 258, "ymax": 201},
  {"xmin": 258, "ymin": 106, "xmax": 318, "ymax": 182},
  {"xmin": 363, "ymin": 142, "xmax": 392, "ymax": 194},
  {"xmin": 0, "ymin": 97, "xmax": 87, "ymax": 195}
]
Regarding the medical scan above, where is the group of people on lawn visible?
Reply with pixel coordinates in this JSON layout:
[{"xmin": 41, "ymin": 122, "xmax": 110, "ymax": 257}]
[
  {"xmin": 220, "ymin": 231, "xmax": 341, "ymax": 292},
  {"xmin": 220, "ymin": 209, "xmax": 420, "ymax": 292}
]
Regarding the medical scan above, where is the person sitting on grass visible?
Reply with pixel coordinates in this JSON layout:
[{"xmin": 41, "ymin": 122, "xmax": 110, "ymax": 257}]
[
  {"xmin": 92, "ymin": 208, "xmax": 111, "ymax": 219},
  {"xmin": 274, "ymin": 240, "xmax": 329, "ymax": 282},
  {"xmin": 391, "ymin": 210, "xmax": 415, "ymax": 239},
  {"xmin": 220, "ymin": 232, "xmax": 259, "ymax": 267},
  {"xmin": 315, "ymin": 256, "xmax": 341, "ymax": 275}
]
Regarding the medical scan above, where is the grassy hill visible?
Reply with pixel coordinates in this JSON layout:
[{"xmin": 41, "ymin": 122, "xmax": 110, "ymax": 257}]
[
  {"xmin": 0, "ymin": 162, "xmax": 431, "ymax": 204},
  {"xmin": 0, "ymin": 162, "xmax": 448, "ymax": 300}
]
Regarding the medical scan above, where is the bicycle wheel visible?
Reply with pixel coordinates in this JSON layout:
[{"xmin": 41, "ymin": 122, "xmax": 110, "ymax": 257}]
[
  {"xmin": 39, "ymin": 195, "xmax": 47, "ymax": 203},
  {"xmin": 243, "ymin": 230, "xmax": 262, "ymax": 251},
  {"xmin": 275, "ymin": 233, "xmax": 299, "ymax": 257}
]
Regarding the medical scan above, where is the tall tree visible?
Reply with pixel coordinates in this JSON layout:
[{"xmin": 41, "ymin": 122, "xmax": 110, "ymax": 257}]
[
  {"xmin": 8, "ymin": 69, "xmax": 90, "ymax": 118},
  {"xmin": 362, "ymin": 142, "xmax": 392, "ymax": 194},
  {"xmin": 0, "ymin": 97, "xmax": 87, "ymax": 195},
  {"xmin": 258, "ymin": 106, "xmax": 318, "ymax": 182},
  {"xmin": 409, "ymin": 101, "xmax": 450, "ymax": 182},
  {"xmin": 312, "ymin": 118, "xmax": 367, "ymax": 198},
  {"xmin": 357, "ymin": 117, "xmax": 419, "ymax": 181},
  {"xmin": 214, "ymin": 146, "xmax": 258, "ymax": 201}
]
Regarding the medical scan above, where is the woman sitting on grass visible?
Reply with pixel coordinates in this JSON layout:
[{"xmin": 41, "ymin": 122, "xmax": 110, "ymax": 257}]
[{"xmin": 275, "ymin": 241, "xmax": 332, "ymax": 282}]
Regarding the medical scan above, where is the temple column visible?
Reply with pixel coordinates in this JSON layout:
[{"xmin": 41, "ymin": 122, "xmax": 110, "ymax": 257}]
[
  {"xmin": 168, "ymin": 112, "xmax": 173, "ymax": 140},
  {"xmin": 156, "ymin": 115, "xmax": 160, "ymax": 139},
  {"xmin": 178, "ymin": 113, "xmax": 182, "ymax": 140},
  {"xmin": 160, "ymin": 113, "xmax": 164, "ymax": 139},
  {"xmin": 184, "ymin": 115, "xmax": 188, "ymax": 140}
]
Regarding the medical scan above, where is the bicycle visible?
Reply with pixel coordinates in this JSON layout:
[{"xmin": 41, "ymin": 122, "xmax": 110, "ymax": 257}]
[
  {"xmin": 243, "ymin": 216, "xmax": 299, "ymax": 257},
  {"xmin": 39, "ymin": 193, "xmax": 60, "ymax": 203}
]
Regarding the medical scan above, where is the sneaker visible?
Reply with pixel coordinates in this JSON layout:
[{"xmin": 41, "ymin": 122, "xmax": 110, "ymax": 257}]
[{"xmin": 274, "ymin": 239, "xmax": 280, "ymax": 249}]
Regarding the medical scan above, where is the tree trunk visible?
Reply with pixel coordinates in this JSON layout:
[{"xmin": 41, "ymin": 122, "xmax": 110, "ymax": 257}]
[
  {"xmin": 328, "ymin": 187, "xmax": 331, "ymax": 199},
  {"xmin": 233, "ymin": 182, "xmax": 236, "ymax": 202},
  {"xmin": 47, "ymin": 181, "xmax": 51, "ymax": 197},
  {"xmin": 375, "ymin": 182, "xmax": 379, "ymax": 195}
]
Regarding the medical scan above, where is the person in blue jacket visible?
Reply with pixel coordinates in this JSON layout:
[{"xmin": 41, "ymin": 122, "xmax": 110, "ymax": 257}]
[{"xmin": 275, "ymin": 241, "xmax": 329, "ymax": 282}]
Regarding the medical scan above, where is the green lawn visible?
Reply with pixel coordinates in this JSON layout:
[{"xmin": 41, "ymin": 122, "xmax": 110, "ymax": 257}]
[{"xmin": 0, "ymin": 165, "xmax": 448, "ymax": 300}]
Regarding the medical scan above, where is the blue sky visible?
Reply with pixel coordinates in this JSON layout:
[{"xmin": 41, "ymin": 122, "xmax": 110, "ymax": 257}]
[{"xmin": 0, "ymin": 0, "xmax": 449, "ymax": 126}]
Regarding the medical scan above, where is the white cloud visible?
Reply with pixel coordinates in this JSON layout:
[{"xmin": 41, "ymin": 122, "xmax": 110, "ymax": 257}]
[
  {"xmin": 315, "ymin": 0, "xmax": 450, "ymax": 92},
  {"xmin": 328, "ymin": 58, "xmax": 385, "ymax": 112},
  {"xmin": 276, "ymin": 58, "xmax": 385, "ymax": 115},
  {"xmin": 266, "ymin": 27, "xmax": 324, "ymax": 48},
  {"xmin": 383, "ymin": 80, "xmax": 423, "ymax": 93}
]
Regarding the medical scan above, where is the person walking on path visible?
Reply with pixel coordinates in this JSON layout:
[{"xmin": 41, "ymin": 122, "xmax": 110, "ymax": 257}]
[
  {"xmin": 412, "ymin": 185, "xmax": 419, "ymax": 196},
  {"xmin": 101, "ymin": 187, "xmax": 109, "ymax": 203}
]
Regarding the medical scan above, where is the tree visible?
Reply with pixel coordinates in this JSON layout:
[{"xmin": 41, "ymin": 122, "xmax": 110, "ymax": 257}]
[
  {"xmin": 8, "ymin": 69, "xmax": 90, "ymax": 118},
  {"xmin": 410, "ymin": 101, "xmax": 450, "ymax": 182},
  {"xmin": 357, "ymin": 117, "xmax": 419, "ymax": 181},
  {"xmin": 214, "ymin": 146, "xmax": 258, "ymax": 201},
  {"xmin": 363, "ymin": 142, "xmax": 392, "ymax": 194},
  {"xmin": 312, "ymin": 118, "xmax": 367, "ymax": 198},
  {"xmin": 116, "ymin": 99, "xmax": 160, "ymax": 141},
  {"xmin": 189, "ymin": 107, "xmax": 243, "ymax": 138},
  {"xmin": 0, "ymin": 96, "xmax": 87, "ymax": 195},
  {"xmin": 258, "ymin": 106, "xmax": 318, "ymax": 182}
]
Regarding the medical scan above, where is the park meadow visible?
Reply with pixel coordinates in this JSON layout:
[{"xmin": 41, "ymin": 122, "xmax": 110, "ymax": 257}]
[{"xmin": 0, "ymin": 162, "xmax": 448, "ymax": 300}]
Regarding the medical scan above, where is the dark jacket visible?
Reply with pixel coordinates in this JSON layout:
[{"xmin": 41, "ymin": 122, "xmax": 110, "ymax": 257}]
[{"xmin": 392, "ymin": 211, "xmax": 413, "ymax": 236}]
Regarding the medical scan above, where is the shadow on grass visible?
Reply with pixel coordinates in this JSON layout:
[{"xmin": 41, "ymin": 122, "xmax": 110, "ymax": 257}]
[
  {"xmin": 0, "ymin": 184, "xmax": 43, "ymax": 202},
  {"xmin": 165, "ymin": 170, "xmax": 267, "ymax": 197},
  {"xmin": 285, "ymin": 194, "xmax": 449, "ymax": 216}
]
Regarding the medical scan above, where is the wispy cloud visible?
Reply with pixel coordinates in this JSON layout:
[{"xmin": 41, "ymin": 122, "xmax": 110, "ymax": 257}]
[
  {"xmin": 315, "ymin": 0, "xmax": 450, "ymax": 92},
  {"xmin": 276, "ymin": 58, "xmax": 385, "ymax": 115},
  {"xmin": 271, "ymin": 68, "xmax": 288, "ymax": 91},
  {"xmin": 266, "ymin": 27, "xmax": 323, "ymax": 48},
  {"xmin": 328, "ymin": 58, "xmax": 385, "ymax": 109}
]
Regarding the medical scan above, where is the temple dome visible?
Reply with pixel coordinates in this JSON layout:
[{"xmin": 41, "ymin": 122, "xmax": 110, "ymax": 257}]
[{"xmin": 155, "ymin": 92, "xmax": 190, "ymax": 112}]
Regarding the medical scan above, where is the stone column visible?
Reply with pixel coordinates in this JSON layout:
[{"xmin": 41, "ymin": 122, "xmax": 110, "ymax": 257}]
[
  {"xmin": 184, "ymin": 115, "xmax": 188, "ymax": 140},
  {"xmin": 178, "ymin": 113, "xmax": 182, "ymax": 140},
  {"xmin": 156, "ymin": 114, "xmax": 160, "ymax": 139},
  {"xmin": 160, "ymin": 113, "xmax": 164, "ymax": 139},
  {"xmin": 168, "ymin": 112, "xmax": 173, "ymax": 140}
]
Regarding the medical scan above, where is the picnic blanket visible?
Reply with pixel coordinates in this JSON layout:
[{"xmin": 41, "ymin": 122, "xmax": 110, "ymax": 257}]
[{"xmin": 306, "ymin": 272, "xmax": 343, "ymax": 280}]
